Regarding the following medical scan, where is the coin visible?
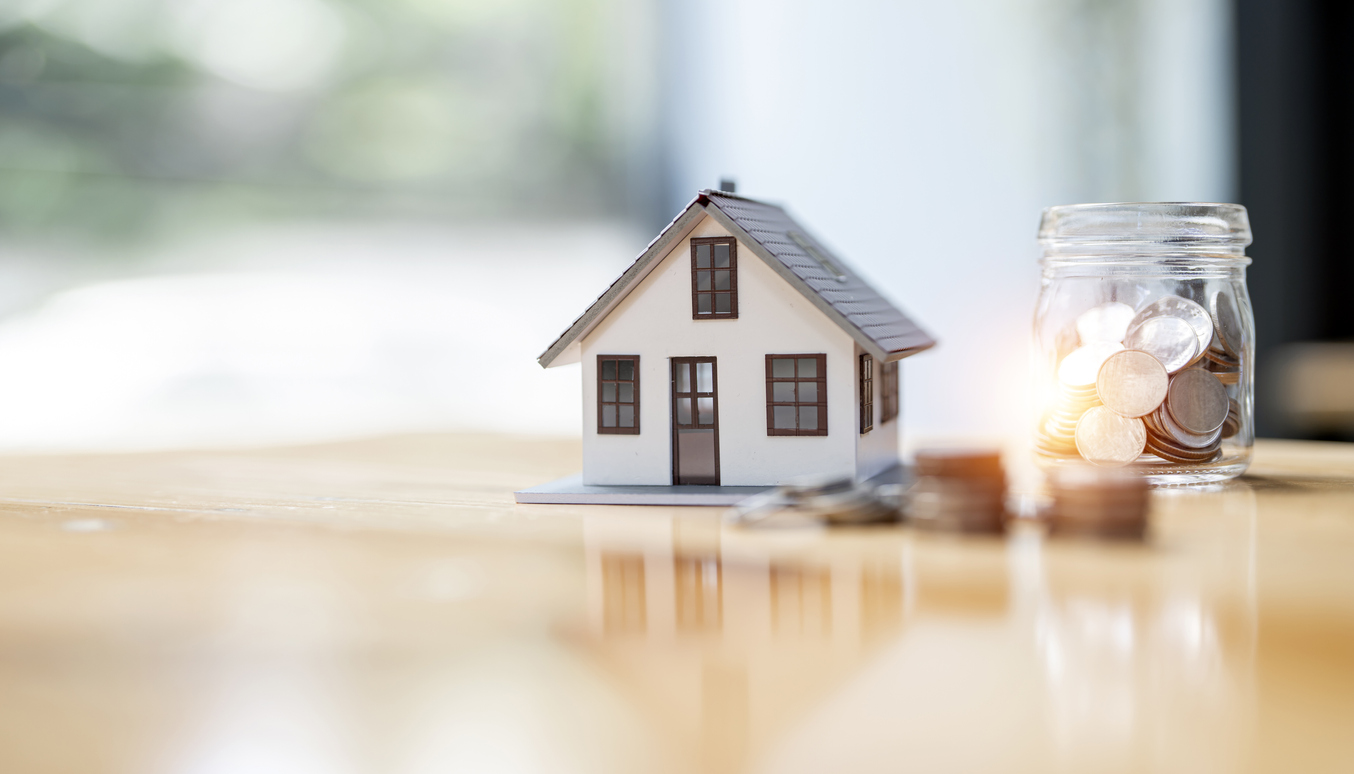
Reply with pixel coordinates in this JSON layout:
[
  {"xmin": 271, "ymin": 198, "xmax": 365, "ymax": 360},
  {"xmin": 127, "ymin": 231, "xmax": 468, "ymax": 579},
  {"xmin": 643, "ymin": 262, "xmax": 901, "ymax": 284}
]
[
  {"xmin": 1058, "ymin": 341, "xmax": 1126, "ymax": 386},
  {"xmin": 1075, "ymin": 407, "xmax": 1147, "ymax": 466},
  {"xmin": 1096, "ymin": 350, "xmax": 1168, "ymax": 417},
  {"xmin": 1166, "ymin": 368, "xmax": 1229, "ymax": 434},
  {"xmin": 1210, "ymin": 291, "xmax": 1243, "ymax": 358},
  {"xmin": 1203, "ymin": 344, "xmax": 1240, "ymax": 368},
  {"xmin": 907, "ymin": 449, "xmax": 1007, "ymax": 533},
  {"xmin": 1145, "ymin": 436, "xmax": 1220, "ymax": 464},
  {"xmin": 1047, "ymin": 465, "xmax": 1148, "ymax": 539},
  {"xmin": 1155, "ymin": 402, "xmax": 1223, "ymax": 448},
  {"xmin": 1219, "ymin": 399, "xmax": 1241, "ymax": 439},
  {"xmin": 1076, "ymin": 302, "xmax": 1136, "ymax": 344},
  {"xmin": 915, "ymin": 448, "xmax": 1004, "ymax": 479},
  {"xmin": 1130, "ymin": 296, "xmax": 1214, "ymax": 358},
  {"xmin": 1123, "ymin": 315, "xmax": 1198, "ymax": 373}
]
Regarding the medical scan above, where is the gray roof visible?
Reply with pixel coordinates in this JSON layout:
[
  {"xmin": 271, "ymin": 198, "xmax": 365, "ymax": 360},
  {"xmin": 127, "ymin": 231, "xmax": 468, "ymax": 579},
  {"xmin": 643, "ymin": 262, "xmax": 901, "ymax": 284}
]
[{"xmin": 538, "ymin": 189, "xmax": 936, "ymax": 368}]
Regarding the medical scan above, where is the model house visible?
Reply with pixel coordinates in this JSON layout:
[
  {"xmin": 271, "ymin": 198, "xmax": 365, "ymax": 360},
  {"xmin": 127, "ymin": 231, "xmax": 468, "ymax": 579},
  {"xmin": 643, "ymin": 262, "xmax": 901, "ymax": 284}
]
[{"xmin": 532, "ymin": 188, "xmax": 935, "ymax": 493}]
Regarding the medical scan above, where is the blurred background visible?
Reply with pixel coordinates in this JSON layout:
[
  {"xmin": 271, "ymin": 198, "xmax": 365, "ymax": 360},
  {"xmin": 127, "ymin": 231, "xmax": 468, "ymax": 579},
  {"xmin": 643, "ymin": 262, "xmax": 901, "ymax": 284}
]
[{"xmin": 0, "ymin": 0, "xmax": 1345, "ymax": 452}]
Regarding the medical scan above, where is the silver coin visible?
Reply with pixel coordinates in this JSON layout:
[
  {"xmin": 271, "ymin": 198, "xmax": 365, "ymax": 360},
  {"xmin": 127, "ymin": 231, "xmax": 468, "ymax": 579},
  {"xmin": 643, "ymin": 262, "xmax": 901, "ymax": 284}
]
[
  {"xmin": 1058, "ymin": 341, "xmax": 1125, "ymax": 387},
  {"xmin": 1129, "ymin": 296, "xmax": 1213, "ymax": 359},
  {"xmin": 1123, "ymin": 316, "xmax": 1198, "ymax": 373},
  {"xmin": 1096, "ymin": 350, "xmax": 1169, "ymax": 418},
  {"xmin": 1074, "ymin": 407, "xmax": 1147, "ymax": 467},
  {"xmin": 1210, "ymin": 291, "xmax": 1243, "ymax": 358},
  {"xmin": 1076, "ymin": 302, "xmax": 1136, "ymax": 344},
  {"xmin": 1166, "ymin": 368, "xmax": 1229, "ymax": 434},
  {"xmin": 1148, "ymin": 405, "xmax": 1222, "ymax": 450}
]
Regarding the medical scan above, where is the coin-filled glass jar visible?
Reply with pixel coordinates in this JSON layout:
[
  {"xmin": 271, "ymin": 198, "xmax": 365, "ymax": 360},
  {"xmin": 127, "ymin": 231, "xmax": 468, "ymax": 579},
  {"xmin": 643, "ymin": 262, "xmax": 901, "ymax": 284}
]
[{"xmin": 1033, "ymin": 203, "xmax": 1254, "ymax": 485}]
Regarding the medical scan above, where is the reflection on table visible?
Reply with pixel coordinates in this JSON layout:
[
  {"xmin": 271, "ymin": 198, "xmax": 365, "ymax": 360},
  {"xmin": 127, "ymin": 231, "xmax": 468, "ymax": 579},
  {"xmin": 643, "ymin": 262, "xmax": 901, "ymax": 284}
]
[{"xmin": 572, "ymin": 483, "xmax": 1258, "ymax": 773}]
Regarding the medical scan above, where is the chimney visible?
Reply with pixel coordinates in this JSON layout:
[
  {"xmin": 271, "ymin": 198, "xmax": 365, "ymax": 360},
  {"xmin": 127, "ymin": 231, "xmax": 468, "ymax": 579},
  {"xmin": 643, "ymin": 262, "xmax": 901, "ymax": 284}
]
[{"xmin": 718, "ymin": 178, "xmax": 737, "ymax": 193}]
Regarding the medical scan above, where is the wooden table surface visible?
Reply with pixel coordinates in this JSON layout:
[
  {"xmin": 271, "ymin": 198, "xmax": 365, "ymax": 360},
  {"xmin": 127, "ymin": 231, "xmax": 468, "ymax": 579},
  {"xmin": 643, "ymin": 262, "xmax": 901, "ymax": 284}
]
[{"xmin": 1, "ymin": 435, "xmax": 1351, "ymax": 774}]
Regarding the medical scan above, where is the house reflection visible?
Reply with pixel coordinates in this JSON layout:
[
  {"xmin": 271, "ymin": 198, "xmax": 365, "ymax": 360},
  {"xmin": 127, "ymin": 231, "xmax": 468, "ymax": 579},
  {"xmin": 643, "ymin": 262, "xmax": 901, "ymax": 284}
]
[
  {"xmin": 573, "ymin": 489, "xmax": 1258, "ymax": 773},
  {"xmin": 601, "ymin": 552, "xmax": 647, "ymax": 636},
  {"xmin": 676, "ymin": 553, "xmax": 723, "ymax": 633},
  {"xmin": 585, "ymin": 515, "xmax": 909, "ymax": 647},
  {"xmin": 769, "ymin": 564, "xmax": 831, "ymax": 638},
  {"xmin": 581, "ymin": 513, "xmax": 909, "ymax": 773}
]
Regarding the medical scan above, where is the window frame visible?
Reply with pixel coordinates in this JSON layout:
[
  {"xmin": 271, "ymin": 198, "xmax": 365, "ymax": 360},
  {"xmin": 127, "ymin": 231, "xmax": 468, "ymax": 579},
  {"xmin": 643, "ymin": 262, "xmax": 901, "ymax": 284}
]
[
  {"xmin": 860, "ymin": 354, "xmax": 874, "ymax": 434},
  {"xmin": 765, "ymin": 353, "xmax": 828, "ymax": 436},
  {"xmin": 881, "ymin": 360, "xmax": 900, "ymax": 424},
  {"xmin": 597, "ymin": 355, "xmax": 640, "ymax": 435},
  {"xmin": 690, "ymin": 237, "xmax": 739, "ymax": 320}
]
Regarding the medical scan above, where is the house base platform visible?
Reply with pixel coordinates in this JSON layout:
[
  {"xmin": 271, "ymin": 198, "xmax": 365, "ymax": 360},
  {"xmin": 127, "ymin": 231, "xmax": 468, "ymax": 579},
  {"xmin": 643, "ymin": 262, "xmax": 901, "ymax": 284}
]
[{"xmin": 513, "ymin": 466, "xmax": 907, "ymax": 506}]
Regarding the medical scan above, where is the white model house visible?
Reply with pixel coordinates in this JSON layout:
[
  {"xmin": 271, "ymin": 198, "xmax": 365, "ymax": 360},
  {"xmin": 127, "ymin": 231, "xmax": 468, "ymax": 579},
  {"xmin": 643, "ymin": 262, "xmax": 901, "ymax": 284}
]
[{"xmin": 535, "ymin": 189, "xmax": 935, "ymax": 490}]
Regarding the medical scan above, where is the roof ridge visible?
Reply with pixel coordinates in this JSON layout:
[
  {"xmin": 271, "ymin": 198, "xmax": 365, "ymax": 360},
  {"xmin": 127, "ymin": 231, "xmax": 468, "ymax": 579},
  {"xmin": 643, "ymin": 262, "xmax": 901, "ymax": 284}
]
[
  {"xmin": 537, "ymin": 191, "xmax": 936, "ymax": 368},
  {"xmin": 699, "ymin": 188, "xmax": 781, "ymax": 206}
]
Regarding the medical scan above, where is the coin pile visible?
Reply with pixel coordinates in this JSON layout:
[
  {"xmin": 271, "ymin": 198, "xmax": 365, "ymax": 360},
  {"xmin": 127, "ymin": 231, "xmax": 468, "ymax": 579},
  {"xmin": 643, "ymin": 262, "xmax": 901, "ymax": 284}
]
[
  {"xmin": 727, "ymin": 476, "xmax": 897, "ymax": 527},
  {"xmin": 1036, "ymin": 341, "xmax": 1118, "ymax": 457},
  {"xmin": 1141, "ymin": 367, "xmax": 1228, "ymax": 463},
  {"xmin": 1037, "ymin": 291, "xmax": 1245, "ymax": 468},
  {"xmin": 905, "ymin": 448, "xmax": 1007, "ymax": 533},
  {"xmin": 1046, "ymin": 465, "xmax": 1149, "ymax": 539},
  {"xmin": 1202, "ymin": 293, "xmax": 1242, "ymax": 385}
]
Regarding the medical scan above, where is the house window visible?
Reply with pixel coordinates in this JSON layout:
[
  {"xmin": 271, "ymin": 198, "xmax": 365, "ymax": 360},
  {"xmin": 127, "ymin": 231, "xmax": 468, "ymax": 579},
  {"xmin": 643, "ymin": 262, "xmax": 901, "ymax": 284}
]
[
  {"xmin": 881, "ymin": 360, "xmax": 900, "ymax": 424},
  {"xmin": 691, "ymin": 237, "xmax": 738, "ymax": 319},
  {"xmin": 766, "ymin": 354, "xmax": 827, "ymax": 436},
  {"xmin": 860, "ymin": 354, "xmax": 874, "ymax": 433},
  {"xmin": 598, "ymin": 356, "xmax": 639, "ymax": 434}
]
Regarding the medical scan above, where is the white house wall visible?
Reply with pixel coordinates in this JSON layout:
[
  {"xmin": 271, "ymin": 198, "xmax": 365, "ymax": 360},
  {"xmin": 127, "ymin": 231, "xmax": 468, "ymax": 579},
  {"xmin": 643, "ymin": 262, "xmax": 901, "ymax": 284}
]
[
  {"xmin": 580, "ymin": 214, "xmax": 860, "ymax": 486},
  {"xmin": 855, "ymin": 344, "xmax": 901, "ymax": 481}
]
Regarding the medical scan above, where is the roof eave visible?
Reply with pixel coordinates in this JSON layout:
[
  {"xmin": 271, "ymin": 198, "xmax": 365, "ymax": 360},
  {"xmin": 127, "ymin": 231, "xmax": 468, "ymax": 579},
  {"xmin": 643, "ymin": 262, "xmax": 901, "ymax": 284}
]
[
  {"xmin": 700, "ymin": 204, "xmax": 934, "ymax": 363},
  {"xmin": 537, "ymin": 198, "xmax": 709, "ymax": 368}
]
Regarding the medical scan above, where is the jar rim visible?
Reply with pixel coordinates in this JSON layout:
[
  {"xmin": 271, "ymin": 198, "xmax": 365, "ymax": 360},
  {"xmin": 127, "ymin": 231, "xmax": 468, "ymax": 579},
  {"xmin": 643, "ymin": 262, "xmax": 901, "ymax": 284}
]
[{"xmin": 1038, "ymin": 202, "xmax": 1252, "ymax": 247}]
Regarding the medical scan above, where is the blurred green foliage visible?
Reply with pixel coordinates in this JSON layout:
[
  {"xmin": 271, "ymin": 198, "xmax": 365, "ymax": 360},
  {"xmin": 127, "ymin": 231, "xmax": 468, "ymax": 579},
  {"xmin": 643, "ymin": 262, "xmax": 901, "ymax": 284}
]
[{"xmin": 0, "ymin": 0, "xmax": 633, "ymax": 241}]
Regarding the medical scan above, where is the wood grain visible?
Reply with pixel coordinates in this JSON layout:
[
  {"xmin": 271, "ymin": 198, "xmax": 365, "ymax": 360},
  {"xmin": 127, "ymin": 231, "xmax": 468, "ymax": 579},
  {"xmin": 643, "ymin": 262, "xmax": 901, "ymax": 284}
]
[{"xmin": 0, "ymin": 435, "xmax": 1349, "ymax": 773}]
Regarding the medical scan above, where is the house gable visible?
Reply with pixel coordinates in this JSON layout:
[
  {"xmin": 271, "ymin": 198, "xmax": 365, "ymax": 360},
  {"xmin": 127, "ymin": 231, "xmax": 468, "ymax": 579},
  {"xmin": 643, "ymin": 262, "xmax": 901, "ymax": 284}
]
[
  {"xmin": 538, "ymin": 191, "xmax": 935, "ymax": 369},
  {"xmin": 578, "ymin": 213, "xmax": 860, "ymax": 486}
]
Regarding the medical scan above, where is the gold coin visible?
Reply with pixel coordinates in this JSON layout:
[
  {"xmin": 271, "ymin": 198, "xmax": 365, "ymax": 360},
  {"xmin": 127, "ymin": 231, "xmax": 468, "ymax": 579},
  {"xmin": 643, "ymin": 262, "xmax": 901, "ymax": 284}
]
[
  {"xmin": 1074, "ymin": 407, "xmax": 1147, "ymax": 467},
  {"xmin": 1203, "ymin": 347, "xmax": 1241, "ymax": 368},
  {"xmin": 1096, "ymin": 350, "xmax": 1168, "ymax": 417}
]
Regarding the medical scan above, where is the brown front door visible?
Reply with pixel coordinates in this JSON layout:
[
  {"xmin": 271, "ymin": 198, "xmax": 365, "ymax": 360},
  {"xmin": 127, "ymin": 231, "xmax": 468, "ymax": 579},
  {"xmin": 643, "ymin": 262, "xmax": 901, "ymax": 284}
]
[{"xmin": 671, "ymin": 357, "xmax": 719, "ymax": 485}]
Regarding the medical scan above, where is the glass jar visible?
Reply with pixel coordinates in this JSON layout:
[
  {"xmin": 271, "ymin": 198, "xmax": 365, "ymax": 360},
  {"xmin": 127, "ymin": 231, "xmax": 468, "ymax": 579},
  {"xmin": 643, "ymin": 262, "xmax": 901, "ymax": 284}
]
[{"xmin": 1033, "ymin": 203, "xmax": 1254, "ymax": 485}]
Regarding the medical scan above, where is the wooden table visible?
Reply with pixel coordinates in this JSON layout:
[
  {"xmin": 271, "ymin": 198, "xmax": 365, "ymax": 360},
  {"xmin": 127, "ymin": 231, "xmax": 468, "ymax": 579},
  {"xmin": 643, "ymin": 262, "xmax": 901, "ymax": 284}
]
[{"xmin": 1, "ymin": 435, "xmax": 1351, "ymax": 774}]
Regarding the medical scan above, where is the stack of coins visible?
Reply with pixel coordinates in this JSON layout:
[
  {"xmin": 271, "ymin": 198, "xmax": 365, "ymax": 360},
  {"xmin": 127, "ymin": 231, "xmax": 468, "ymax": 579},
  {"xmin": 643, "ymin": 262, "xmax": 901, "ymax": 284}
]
[
  {"xmin": 1046, "ymin": 465, "xmax": 1149, "ymax": 539},
  {"xmin": 905, "ymin": 448, "xmax": 1007, "ymax": 533},
  {"xmin": 1038, "ymin": 291, "xmax": 1246, "ymax": 469},
  {"xmin": 1036, "ymin": 341, "xmax": 1121, "ymax": 457},
  {"xmin": 1036, "ymin": 383, "xmax": 1101, "ymax": 457},
  {"xmin": 726, "ymin": 476, "xmax": 898, "ymax": 527}
]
